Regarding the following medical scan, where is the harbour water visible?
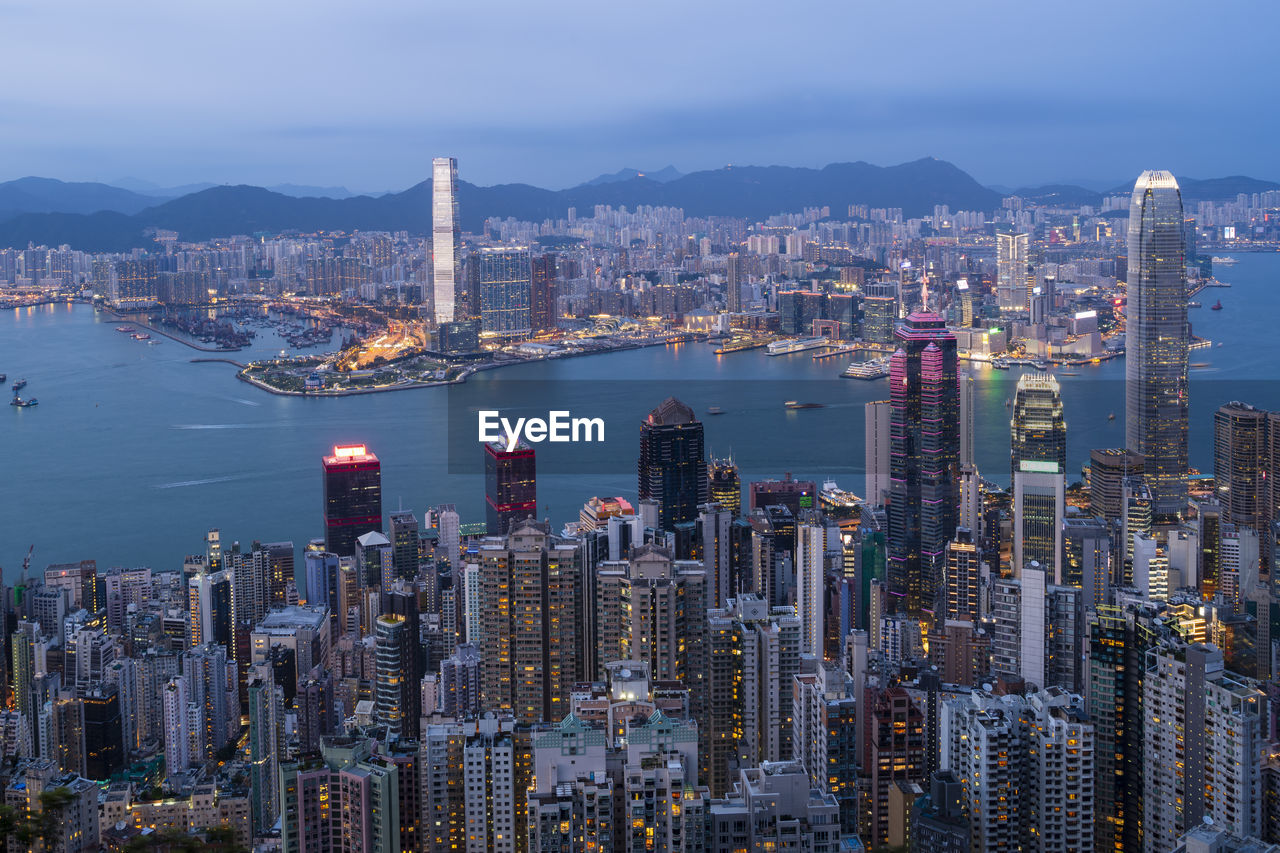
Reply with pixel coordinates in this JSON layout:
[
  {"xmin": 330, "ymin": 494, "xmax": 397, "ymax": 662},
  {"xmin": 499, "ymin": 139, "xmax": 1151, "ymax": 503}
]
[{"xmin": 2, "ymin": 254, "xmax": 1277, "ymax": 580}]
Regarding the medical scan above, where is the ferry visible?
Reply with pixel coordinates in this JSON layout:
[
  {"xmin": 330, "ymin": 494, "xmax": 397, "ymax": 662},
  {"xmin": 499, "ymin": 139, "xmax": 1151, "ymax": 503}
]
[
  {"xmin": 1211, "ymin": 300, "xmax": 1223, "ymax": 311},
  {"xmin": 706, "ymin": 407, "xmax": 725, "ymax": 416},
  {"xmin": 842, "ymin": 359, "xmax": 890, "ymax": 380},
  {"xmin": 115, "ymin": 326, "xmax": 134, "ymax": 333},
  {"xmin": 991, "ymin": 360, "xmax": 1011, "ymax": 370},
  {"xmin": 0, "ymin": 373, "xmax": 6, "ymax": 383},
  {"xmin": 1188, "ymin": 301, "xmax": 1201, "ymax": 308},
  {"xmin": 10, "ymin": 396, "xmax": 37, "ymax": 408},
  {"xmin": 1211, "ymin": 256, "xmax": 1238, "ymax": 265},
  {"xmin": 11, "ymin": 378, "xmax": 27, "ymax": 391},
  {"xmin": 1031, "ymin": 360, "xmax": 1048, "ymax": 370},
  {"xmin": 131, "ymin": 333, "xmax": 151, "ymax": 340},
  {"xmin": 766, "ymin": 336, "xmax": 829, "ymax": 356},
  {"xmin": 784, "ymin": 400, "xmax": 825, "ymax": 410}
]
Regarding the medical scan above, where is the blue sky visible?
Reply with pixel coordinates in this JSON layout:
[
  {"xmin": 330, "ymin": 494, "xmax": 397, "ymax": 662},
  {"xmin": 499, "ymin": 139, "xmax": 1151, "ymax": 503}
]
[{"xmin": 1, "ymin": 0, "xmax": 1274, "ymax": 191}]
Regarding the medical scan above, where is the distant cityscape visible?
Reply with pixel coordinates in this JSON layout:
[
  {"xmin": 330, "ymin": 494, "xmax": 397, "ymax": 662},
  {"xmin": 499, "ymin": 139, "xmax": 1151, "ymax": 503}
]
[{"xmin": 4, "ymin": 157, "xmax": 1280, "ymax": 853}]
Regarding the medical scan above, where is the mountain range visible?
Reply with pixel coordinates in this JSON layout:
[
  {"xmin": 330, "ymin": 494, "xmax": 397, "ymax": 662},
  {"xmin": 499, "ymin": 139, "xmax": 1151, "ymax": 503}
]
[{"xmin": 0, "ymin": 159, "xmax": 1275, "ymax": 253}]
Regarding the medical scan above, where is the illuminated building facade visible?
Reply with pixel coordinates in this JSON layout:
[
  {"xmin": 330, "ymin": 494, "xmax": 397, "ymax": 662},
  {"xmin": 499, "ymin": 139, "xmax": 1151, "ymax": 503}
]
[{"xmin": 322, "ymin": 444, "xmax": 382, "ymax": 557}]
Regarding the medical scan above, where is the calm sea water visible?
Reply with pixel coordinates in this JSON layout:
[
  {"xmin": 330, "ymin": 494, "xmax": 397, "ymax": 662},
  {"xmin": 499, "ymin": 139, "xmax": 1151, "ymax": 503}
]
[{"xmin": 2, "ymin": 253, "xmax": 1277, "ymax": 582}]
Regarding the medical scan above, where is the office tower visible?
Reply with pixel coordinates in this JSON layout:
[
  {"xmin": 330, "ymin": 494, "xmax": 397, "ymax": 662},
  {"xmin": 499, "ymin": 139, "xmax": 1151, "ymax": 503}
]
[
  {"xmin": 944, "ymin": 528, "xmax": 980, "ymax": 623},
  {"xmin": 750, "ymin": 504, "xmax": 796, "ymax": 607},
  {"xmin": 388, "ymin": 511, "xmax": 420, "ymax": 582},
  {"xmin": 484, "ymin": 440, "xmax": 536, "ymax": 535},
  {"xmin": 996, "ymin": 230, "xmax": 1030, "ymax": 311},
  {"xmin": 1064, "ymin": 516, "xmax": 1111, "ymax": 606},
  {"xmin": 436, "ymin": 504, "xmax": 461, "ymax": 565},
  {"xmin": 246, "ymin": 669, "xmax": 282, "ymax": 834},
  {"xmin": 1011, "ymin": 372, "xmax": 1066, "ymax": 484},
  {"xmin": 795, "ymin": 519, "xmax": 826, "ymax": 657},
  {"xmin": 431, "ymin": 156, "xmax": 460, "ymax": 324},
  {"xmin": 865, "ymin": 399, "xmax": 891, "ymax": 505},
  {"xmin": 79, "ymin": 684, "xmax": 122, "ymax": 781},
  {"xmin": 1215, "ymin": 402, "xmax": 1269, "ymax": 527},
  {"xmin": 1014, "ymin": 468, "xmax": 1065, "ymax": 579},
  {"xmin": 708, "ymin": 457, "xmax": 742, "ymax": 515},
  {"xmin": 698, "ymin": 502, "xmax": 735, "ymax": 609},
  {"xmin": 529, "ymin": 252, "xmax": 557, "ymax": 333},
  {"xmin": 638, "ymin": 397, "xmax": 708, "ymax": 530},
  {"xmin": 374, "ymin": 614, "xmax": 409, "ymax": 739},
  {"xmin": 1126, "ymin": 170, "xmax": 1189, "ymax": 517},
  {"xmin": 1089, "ymin": 448, "xmax": 1145, "ymax": 523},
  {"xmin": 887, "ymin": 312, "xmax": 960, "ymax": 616},
  {"xmin": 862, "ymin": 281, "xmax": 898, "ymax": 345},
  {"xmin": 478, "ymin": 521, "xmax": 580, "ymax": 723},
  {"xmin": 912, "ymin": 770, "xmax": 971, "ymax": 853},
  {"xmin": 356, "ymin": 530, "xmax": 393, "ymax": 590},
  {"xmin": 477, "ymin": 246, "xmax": 533, "ymax": 337},
  {"xmin": 726, "ymin": 250, "xmax": 741, "ymax": 312},
  {"xmin": 1144, "ymin": 643, "xmax": 1266, "ymax": 850},
  {"xmin": 322, "ymin": 444, "xmax": 382, "ymax": 557},
  {"xmin": 1220, "ymin": 524, "xmax": 1260, "ymax": 613},
  {"xmin": 868, "ymin": 687, "xmax": 927, "ymax": 848}
]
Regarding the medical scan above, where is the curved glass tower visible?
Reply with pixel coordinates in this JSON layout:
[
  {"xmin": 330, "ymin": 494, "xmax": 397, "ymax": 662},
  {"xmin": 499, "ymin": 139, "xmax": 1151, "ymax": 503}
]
[{"xmin": 1125, "ymin": 171, "xmax": 1188, "ymax": 517}]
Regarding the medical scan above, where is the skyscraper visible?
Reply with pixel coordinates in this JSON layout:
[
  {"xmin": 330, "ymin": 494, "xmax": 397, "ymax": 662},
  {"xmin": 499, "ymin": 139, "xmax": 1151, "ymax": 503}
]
[
  {"xmin": 638, "ymin": 397, "xmax": 708, "ymax": 530},
  {"xmin": 374, "ymin": 614, "xmax": 409, "ymax": 740},
  {"xmin": 476, "ymin": 246, "xmax": 532, "ymax": 338},
  {"xmin": 865, "ymin": 399, "xmax": 891, "ymax": 505},
  {"xmin": 529, "ymin": 252, "xmax": 557, "ymax": 333},
  {"xmin": 1125, "ymin": 170, "xmax": 1189, "ymax": 517},
  {"xmin": 708, "ymin": 457, "xmax": 742, "ymax": 515},
  {"xmin": 484, "ymin": 440, "xmax": 536, "ymax": 536},
  {"xmin": 322, "ymin": 444, "xmax": 382, "ymax": 557},
  {"xmin": 887, "ymin": 313, "xmax": 959, "ymax": 616},
  {"xmin": 996, "ymin": 230, "xmax": 1030, "ymax": 311},
  {"xmin": 1009, "ymin": 372, "xmax": 1066, "ymax": 485},
  {"xmin": 1214, "ymin": 401, "xmax": 1269, "ymax": 528},
  {"xmin": 726, "ymin": 251, "xmax": 741, "ymax": 313},
  {"xmin": 431, "ymin": 156, "xmax": 460, "ymax": 324}
]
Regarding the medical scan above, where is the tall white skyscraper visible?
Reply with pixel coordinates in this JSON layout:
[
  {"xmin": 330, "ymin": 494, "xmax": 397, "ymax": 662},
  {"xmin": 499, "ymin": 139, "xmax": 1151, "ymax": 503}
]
[
  {"xmin": 795, "ymin": 521, "xmax": 826, "ymax": 657},
  {"xmin": 864, "ymin": 400, "xmax": 891, "ymax": 505},
  {"xmin": 432, "ymin": 156, "xmax": 461, "ymax": 324}
]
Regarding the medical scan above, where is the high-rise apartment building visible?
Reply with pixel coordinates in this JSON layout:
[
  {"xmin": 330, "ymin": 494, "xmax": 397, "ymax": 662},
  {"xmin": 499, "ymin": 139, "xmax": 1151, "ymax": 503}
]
[
  {"xmin": 887, "ymin": 312, "xmax": 960, "ymax": 616},
  {"xmin": 431, "ymin": 156, "xmax": 460, "ymax": 324},
  {"xmin": 1089, "ymin": 448, "xmax": 1145, "ymax": 523},
  {"xmin": 708, "ymin": 457, "xmax": 742, "ymax": 515},
  {"xmin": 322, "ymin": 444, "xmax": 382, "ymax": 557},
  {"xmin": 1125, "ymin": 170, "xmax": 1189, "ymax": 517}
]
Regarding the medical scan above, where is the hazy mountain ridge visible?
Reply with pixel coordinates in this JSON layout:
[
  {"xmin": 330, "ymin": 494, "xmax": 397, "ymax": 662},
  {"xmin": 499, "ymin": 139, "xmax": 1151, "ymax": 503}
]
[{"xmin": 0, "ymin": 160, "xmax": 1275, "ymax": 252}]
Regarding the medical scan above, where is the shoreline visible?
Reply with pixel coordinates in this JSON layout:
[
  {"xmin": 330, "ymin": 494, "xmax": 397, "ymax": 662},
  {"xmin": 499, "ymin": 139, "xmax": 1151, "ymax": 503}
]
[
  {"xmin": 99, "ymin": 306, "xmax": 243, "ymax": 353},
  {"xmin": 233, "ymin": 336, "xmax": 699, "ymax": 397}
]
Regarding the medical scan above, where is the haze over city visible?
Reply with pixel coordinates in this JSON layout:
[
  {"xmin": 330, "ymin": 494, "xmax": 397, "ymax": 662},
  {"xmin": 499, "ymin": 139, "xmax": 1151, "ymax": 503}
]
[{"xmin": 1, "ymin": 0, "xmax": 1277, "ymax": 190}]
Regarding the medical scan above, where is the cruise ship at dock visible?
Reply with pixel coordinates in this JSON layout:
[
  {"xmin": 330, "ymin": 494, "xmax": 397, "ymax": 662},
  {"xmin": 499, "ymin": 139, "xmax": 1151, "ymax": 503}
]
[{"xmin": 765, "ymin": 336, "xmax": 828, "ymax": 356}]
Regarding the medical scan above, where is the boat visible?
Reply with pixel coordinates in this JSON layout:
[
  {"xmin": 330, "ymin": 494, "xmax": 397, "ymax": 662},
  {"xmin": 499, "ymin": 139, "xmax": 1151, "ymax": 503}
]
[
  {"xmin": 842, "ymin": 359, "xmax": 890, "ymax": 380},
  {"xmin": 706, "ymin": 407, "xmax": 725, "ymax": 415},
  {"xmin": 1217, "ymin": 342, "xmax": 1224, "ymax": 347},
  {"xmin": 131, "ymin": 333, "xmax": 151, "ymax": 340},
  {"xmin": 115, "ymin": 326, "xmax": 134, "ymax": 333},
  {"xmin": 147, "ymin": 340, "xmax": 161, "ymax": 346},
  {"xmin": 784, "ymin": 401, "xmax": 825, "ymax": 410},
  {"xmin": 10, "ymin": 396, "xmax": 36, "ymax": 408},
  {"xmin": 766, "ymin": 336, "xmax": 829, "ymax": 356},
  {"xmin": 0, "ymin": 373, "xmax": 6, "ymax": 383},
  {"xmin": 1188, "ymin": 301, "xmax": 1201, "ymax": 308},
  {"xmin": 991, "ymin": 361, "xmax": 1011, "ymax": 370},
  {"xmin": 1211, "ymin": 300, "xmax": 1223, "ymax": 310},
  {"xmin": 278, "ymin": 350, "xmax": 289, "ymax": 359},
  {"xmin": 1211, "ymin": 256, "xmax": 1238, "ymax": 265},
  {"xmin": 1108, "ymin": 413, "xmax": 1116, "ymax": 420},
  {"xmin": 1031, "ymin": 360, "xmax": 1048, "ymax": 370},
  {"xmin": 11, "ymin": 378, "xmax": 27, "ymax": 391},
  {"xmin": 1005, "ymin": 398, "xmax": 1012, "ymax": 408}
]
